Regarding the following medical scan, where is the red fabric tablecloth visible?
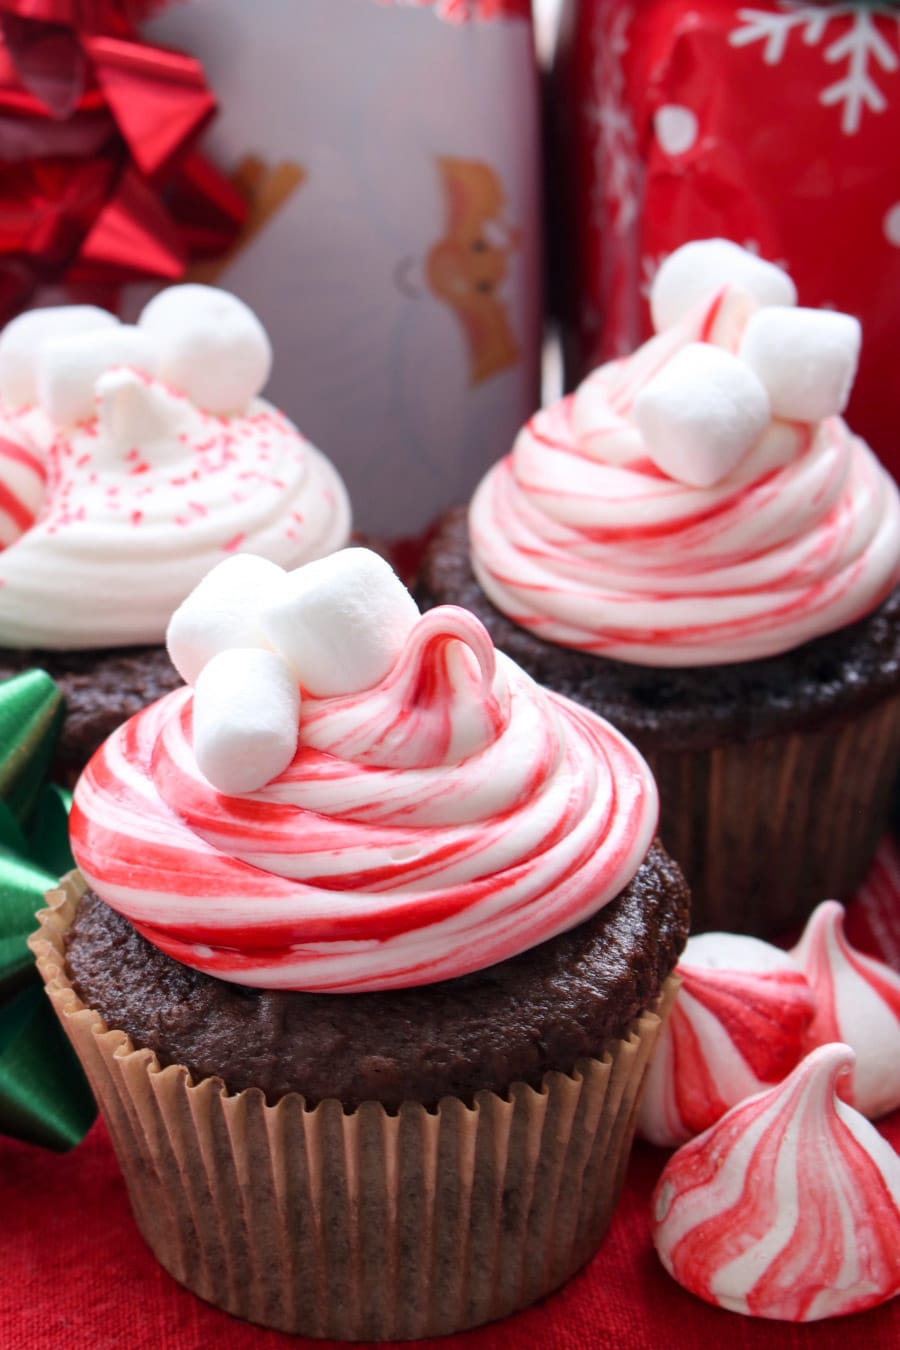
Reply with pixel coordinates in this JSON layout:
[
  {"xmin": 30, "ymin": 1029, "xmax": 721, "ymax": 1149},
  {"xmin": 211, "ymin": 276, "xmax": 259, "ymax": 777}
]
[{"xmin": 4, "ymin": 843, "xmax": 900, "ymax": 1349}]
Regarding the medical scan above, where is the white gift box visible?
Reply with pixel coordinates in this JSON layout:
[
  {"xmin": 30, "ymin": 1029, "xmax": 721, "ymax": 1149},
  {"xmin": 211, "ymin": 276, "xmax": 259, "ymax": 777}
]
[{"xmin": 138, "ymin": 0, "xmax": 542, "ymax": 537}]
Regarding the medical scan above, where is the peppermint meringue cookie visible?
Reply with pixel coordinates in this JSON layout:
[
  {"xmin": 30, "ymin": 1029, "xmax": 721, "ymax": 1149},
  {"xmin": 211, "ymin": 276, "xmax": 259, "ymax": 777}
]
[
  {"xmin": 792, "ymin": 900, "xmax": 900, "ymax": 1118},
  {"xmin": 0, "ymin": 287, "xmax": 351, "ymax": 769},
  {"xmin": 637, "ymin": 932, "xmax": 816, "ymax": 1147},
  {"xmin": 652, "ymin": 1043, "xmax": 900, "ymax": 1321},
  {"xmin": 418, "ymin": 239, "xmax": 900, "ymax": 936}
]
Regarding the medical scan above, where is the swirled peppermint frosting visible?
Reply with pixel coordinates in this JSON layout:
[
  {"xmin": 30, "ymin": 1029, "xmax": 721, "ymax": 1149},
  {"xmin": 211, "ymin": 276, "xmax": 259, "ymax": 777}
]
[
  {"xmin": 470, "ymin": 246, "xmax": 900, "ymax": 666},
  {"xmin": 0, "ymin": 290, "xmax": 351, "ymax": 649},
  {"xmin": 70, "ymin": 602, "xmax": 658, "ymax": 992}
]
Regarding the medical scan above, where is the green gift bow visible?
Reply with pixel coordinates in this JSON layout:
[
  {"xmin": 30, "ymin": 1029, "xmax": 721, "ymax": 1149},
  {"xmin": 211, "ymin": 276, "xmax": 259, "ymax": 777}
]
[{"xmin": 0, "ymin": 670, "xmax": 96, "ymax": 1151}]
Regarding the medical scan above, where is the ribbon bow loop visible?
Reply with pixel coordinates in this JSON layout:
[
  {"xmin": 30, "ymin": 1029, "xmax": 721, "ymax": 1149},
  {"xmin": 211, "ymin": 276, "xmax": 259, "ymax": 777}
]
[{"xmin": 0, "ymin": 669, "xmax": 95, "ymax": 1151}]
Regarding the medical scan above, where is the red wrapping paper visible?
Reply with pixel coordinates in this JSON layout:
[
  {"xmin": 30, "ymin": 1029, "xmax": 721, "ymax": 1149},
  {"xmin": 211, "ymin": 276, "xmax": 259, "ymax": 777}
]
[
  {"xmin": 554, "ymin": 0, "xmax": 900, "ymax": 480},
  {"xmin": 4, "ymin": 840, "xmax": 900, "ymax": 1347}
]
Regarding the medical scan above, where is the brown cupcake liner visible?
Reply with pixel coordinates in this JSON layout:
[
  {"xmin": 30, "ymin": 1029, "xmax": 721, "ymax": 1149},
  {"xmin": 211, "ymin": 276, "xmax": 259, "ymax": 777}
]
[
  {"xmin": 646, "ymin": 691, "xmax": 900, "ymax": 937},
  {"xmin": 30, "ymin": 873, "xmax": 677, "ymax": 1342}
]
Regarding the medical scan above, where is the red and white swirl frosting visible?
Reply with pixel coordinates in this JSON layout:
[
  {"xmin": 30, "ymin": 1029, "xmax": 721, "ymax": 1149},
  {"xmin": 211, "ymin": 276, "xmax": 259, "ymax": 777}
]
[
  {"xmin": 653, "ymin": 1043, "xmax": 900, "ymax": 1321},
  {"xmin": 469, "ymin": 288, "xmax": 900, "ymax": 666},
  {"xmin": 637, "ymin": 933, "xmax": 816, "ymax": 1148},
  {"xmin": 70, "ymin": 606, "xmax": 658, "ymax": 992}
]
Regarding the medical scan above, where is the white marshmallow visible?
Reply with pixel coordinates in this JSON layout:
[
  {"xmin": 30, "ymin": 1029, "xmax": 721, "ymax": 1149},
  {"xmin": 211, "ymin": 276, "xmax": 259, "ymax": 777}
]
[
  {"xmin": 261, "ymin": 548, "xmax": 420, "ymax": 697},
  {"xmin": 36, "ymin": 325, "xmax": 160, "ymax": 426},
  {"xmin": 193, "ymin": 647, "xmax": 301, "ymax": 794},
  {"xmin": 0, "ymin": 306, "xmax": 119, "ymax": 408},
  {"xmin": 138, "ymin": 284, "xmax": 271, "ymax": 415},
  {"xmin": 167, "ymin": 554, "xmax": 286, "ymax": 685},
  {"xmin": 634, "ymin": 343, "xmax": 771, "ymax": 488},
  {"xmin": 651, "ymin": 239, "xmax": 797, "ymax": 334},
  {"xmin": 95, "ymin": 369, "xmax": 190, "ymax": 464},
  {"xmin": 738, "ymin": 306, "xmax": 861, "ymax": 423}
]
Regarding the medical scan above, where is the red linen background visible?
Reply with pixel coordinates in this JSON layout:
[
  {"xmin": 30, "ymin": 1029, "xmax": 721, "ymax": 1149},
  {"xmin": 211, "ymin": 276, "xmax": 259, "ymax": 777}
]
[{"xmin": 3, "ymin": 843, "xmax": 900, "ymax": 1349}]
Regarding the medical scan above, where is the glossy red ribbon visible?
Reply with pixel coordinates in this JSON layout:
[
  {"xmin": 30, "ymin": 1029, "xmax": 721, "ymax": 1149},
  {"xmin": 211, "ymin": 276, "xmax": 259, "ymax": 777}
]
[{"xmin": 0, "ymin": 0, "xmax": 246, "ymax": 322}]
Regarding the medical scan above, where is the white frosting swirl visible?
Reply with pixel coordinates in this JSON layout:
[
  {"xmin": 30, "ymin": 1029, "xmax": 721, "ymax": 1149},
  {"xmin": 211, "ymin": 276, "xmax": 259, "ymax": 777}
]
[
  {"xmin": 470, "ymin": 285, "xmax": 900, "ymax": 666},
  {"xmin": 0, "ymin": 291, "xmax": 351, "ymax": 650},
  {"xmin": 0, "ymin": 376, "xmax": 350, "ymax": 649}
]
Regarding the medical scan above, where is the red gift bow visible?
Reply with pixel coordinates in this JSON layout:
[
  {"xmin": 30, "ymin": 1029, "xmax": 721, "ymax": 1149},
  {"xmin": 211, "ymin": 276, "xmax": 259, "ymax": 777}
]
[{"xmin": 0, "ymin": 0, "xmax": 246, "ymax": 322}]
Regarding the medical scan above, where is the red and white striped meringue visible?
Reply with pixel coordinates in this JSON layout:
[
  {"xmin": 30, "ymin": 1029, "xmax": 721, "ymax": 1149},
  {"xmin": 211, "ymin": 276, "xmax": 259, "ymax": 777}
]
[
  {"xmin": 70, "ymin": 605, "xmax": 659, "ymax": 993},
  {"xmin": 652, "ymin": 1043, "xmax": 900, "ymax": 1321},
  {"xmin": 637, "ymin": 932, "xmax": 816, "ymax": 1147},
  {"xmin": 792, "ymin": 901, "xmax": 900, "ymax": 1119},
  {"xmin": 469, "ymin": 284, "xmax": 900, "ymax": 666}
]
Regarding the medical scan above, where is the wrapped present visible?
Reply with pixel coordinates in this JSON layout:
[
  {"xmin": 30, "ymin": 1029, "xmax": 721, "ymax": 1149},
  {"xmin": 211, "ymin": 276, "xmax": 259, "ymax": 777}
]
[
  {"xmin": 0, "ymin": 0, "xmax": 246, "ymax": 322},
  {"xmin": 135, "ymin": 0, "xmax": 542, "ymax": 536},
  {"xmin": 554, "ymin": 0, "xmax": 900, "ymax": 479}
]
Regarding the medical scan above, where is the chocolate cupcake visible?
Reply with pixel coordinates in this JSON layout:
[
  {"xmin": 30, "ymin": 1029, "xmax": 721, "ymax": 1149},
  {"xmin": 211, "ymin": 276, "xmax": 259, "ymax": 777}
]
[
  {"xmin": 419, "ymin": 240, "xmax": 900, "ymax": 936},
  {"xmin": 32, "ymin": 548, "xmax": 688, "ymax": 1341},
  {"xmin": 0, "ymin": 288, "xmax": 351, "ymax": 775}
]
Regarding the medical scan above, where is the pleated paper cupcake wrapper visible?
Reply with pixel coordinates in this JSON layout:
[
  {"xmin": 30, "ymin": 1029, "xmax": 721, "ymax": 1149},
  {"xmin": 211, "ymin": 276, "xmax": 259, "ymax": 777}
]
[
  {"xmin": 646, "ymin": 691, "xmax": 900, "ymax": 938},
  {"xmin": 31, "ymin": 873, "xmax": 678, "ymax": 1342}
]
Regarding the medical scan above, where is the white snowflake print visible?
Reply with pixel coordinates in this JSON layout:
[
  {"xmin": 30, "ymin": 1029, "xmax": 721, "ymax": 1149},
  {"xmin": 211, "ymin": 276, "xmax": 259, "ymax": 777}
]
[
  {"xmin": 730, "ymin": 3, "xmax": 900, "ymax": 135},
  {"xmin": 585, "ymin": 4, "xmax": 641, "ymax": 235}
]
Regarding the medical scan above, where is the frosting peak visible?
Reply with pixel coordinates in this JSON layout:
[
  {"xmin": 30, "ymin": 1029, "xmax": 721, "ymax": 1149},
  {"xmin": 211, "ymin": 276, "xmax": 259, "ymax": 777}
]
[
  {"xmin": 70, "ymin": 552, "xmax": 659, "ymax": 992},
  {"xmin": 301, "ymin": 606, "xmax": 508, "ymax": 770},
  {"xmin": 470, "ymin": 241, "xmax": 900, "ymax": 666}
]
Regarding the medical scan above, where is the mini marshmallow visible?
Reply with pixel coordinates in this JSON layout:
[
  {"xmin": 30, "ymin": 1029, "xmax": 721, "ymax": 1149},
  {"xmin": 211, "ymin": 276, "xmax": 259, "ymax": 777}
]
[
  {"xmin": 167, "ymin": 554, "xmax": 286, "ymax": 685},
  {"xmin": 138, "ymin": 284, "xmax": 272, "ymax": 415},
  {"xmin": 36, "ymin": 325, "xmax": 160, "ymax": 426},
  {"xmin": 738, "ymin": 306, "xmax": 861, "ymax": 423},
  {"xmin": 0, "ymin": 306, "xmax": 119, "ymax": 408},
  {"xmin": 634, "ymin": 343, "xmax": 770, "ymax": 488},
  {"xmin": 95, "ymin": 369, "xmax": 189, "ymax": 463},
  {"xmin": 193, "ymin": 647, "xmax": 301, "ymax": 795},
  {"xmin": 261, "ymin": 548, "xmax": 420, "ymax": 697},
  {"xmin": 650, "ymin": 239, "xmax": 797, "ymax": 334}
]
